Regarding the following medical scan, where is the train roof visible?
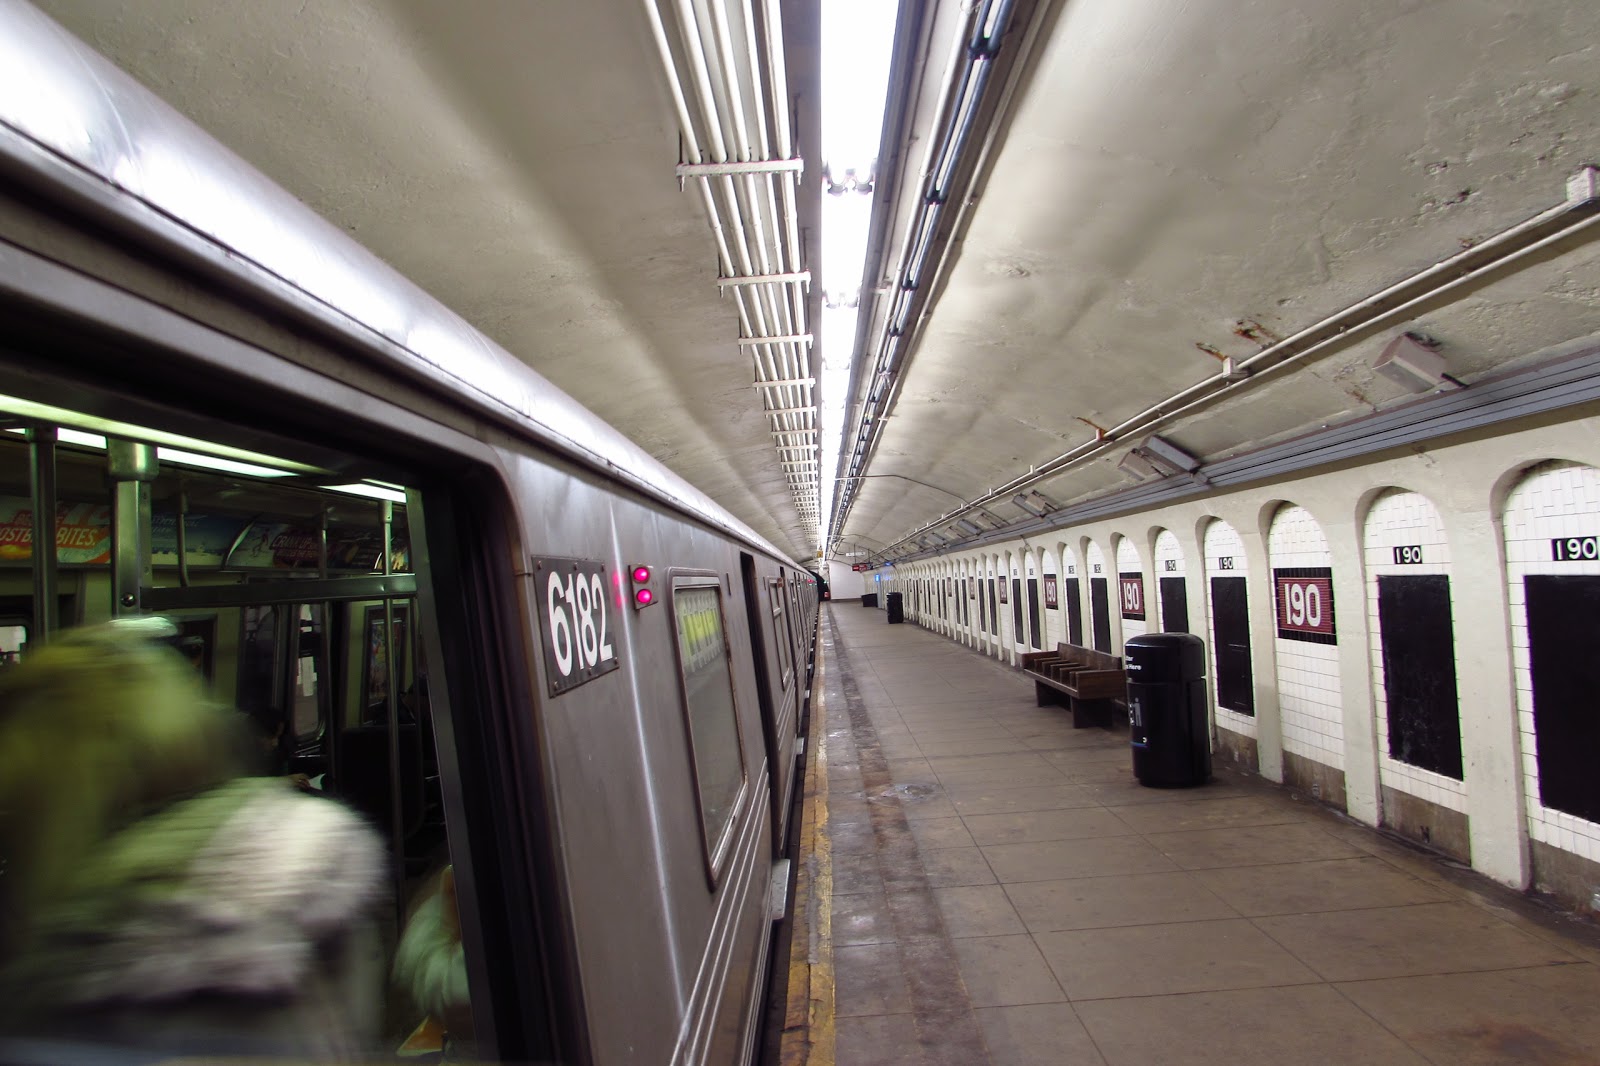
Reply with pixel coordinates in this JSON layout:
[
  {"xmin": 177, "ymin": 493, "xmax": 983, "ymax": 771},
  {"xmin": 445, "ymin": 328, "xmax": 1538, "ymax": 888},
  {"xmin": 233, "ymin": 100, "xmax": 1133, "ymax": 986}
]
[{"xmin": 0, "ymin": 1, "xmax": 798, "ymax": 566}]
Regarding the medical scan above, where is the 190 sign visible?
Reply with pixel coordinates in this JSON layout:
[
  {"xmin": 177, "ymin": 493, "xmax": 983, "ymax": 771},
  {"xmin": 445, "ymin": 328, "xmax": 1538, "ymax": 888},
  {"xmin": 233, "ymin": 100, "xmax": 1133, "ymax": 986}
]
[{"xmin": 1552, "ymin": 536, "xmax": 1599, "ymax": 562}]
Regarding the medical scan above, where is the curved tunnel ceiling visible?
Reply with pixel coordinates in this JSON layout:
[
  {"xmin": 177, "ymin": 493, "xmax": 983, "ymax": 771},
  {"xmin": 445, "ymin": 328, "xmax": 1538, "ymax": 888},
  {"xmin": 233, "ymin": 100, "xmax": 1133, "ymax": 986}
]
[
  {"xmin": 838, "ymin": 0, "xmax": 1600, "ymax": 558},
  {"xmin": 29, "ymin": 0, "xmax": 1600, "ymax": 566}
]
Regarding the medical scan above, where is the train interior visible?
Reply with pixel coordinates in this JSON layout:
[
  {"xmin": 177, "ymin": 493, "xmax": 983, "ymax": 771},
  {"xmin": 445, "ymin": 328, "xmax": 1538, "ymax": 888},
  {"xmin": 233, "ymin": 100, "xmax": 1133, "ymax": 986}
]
[{"xmin": 0, "ymin": 397, "xmax": 477, "ymax": 1056}]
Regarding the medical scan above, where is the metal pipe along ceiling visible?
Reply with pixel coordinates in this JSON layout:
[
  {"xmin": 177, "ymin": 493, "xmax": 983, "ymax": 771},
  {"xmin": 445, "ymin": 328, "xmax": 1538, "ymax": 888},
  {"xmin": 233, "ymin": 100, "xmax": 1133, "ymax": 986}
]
[
  {"xmin": 642, "ymin": 0, "xmax": 818, "ymax": 532},
  {"xmin": 869, "ymin": 167, "xmax": 1600, "ymax": 563}
]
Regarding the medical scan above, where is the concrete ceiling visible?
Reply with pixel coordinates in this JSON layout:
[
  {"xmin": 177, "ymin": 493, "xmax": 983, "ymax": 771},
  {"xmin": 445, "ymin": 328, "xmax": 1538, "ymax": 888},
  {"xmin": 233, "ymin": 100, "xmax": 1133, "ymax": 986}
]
[{"xmin": 32, "ymin": 0, "xmax": 1600, "ymax": 565}]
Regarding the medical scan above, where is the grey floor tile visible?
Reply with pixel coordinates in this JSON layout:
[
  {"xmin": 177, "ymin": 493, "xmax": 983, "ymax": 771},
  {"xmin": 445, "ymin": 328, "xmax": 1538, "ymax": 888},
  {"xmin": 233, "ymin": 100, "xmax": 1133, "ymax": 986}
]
[
  {"xmin": 924, "ymin": 752, "xmax": 1058, "ymax": 776},
  {"xmin": 1084, "ymin": 777, "xmax": 1250, "ymax": 807},
  {"xmin": 1037, "ymin": 919, "xmax": 1319, "ymax": 999},
  {"xmin": 975, "ymin": 1003, "xmax": 1108, "ymax": 1066},
  {"xmin": 916, "ymin": 736, "xmax": 1038, "ymax": 757},
  {"xmin": 830, "ymin": 857, "xmax": 884, "ymax": 895},
  {"xmin": 1075, "ymin": 984, "xmax": 1430, "ymax": 1065},
  {"xmin": 1106, "ymin": 795, "xmax": 1315, "ymax": 834},
  {"xmin": 982, "ymin": 835, "xmax": 1179, "ymax": 883},
  {"xmin": 948, "ymin": 783, "xmax": 1099, "ymax": 816},
  {"xmin": 835, "ymin": 1013, "xmax": 924, "ymax": 1066},
  {"xmin": 1334, "ymin": 962, "xmax": 1600, "ymax": 1066},
  {"xmin": 932, "ymin": 884, "xmax": 1028, "ymax": 938},
  {"xmin": 834, "ymin": 943, "xmax": 914, "ymax": 1016},
  {"xmin": 834, "ymin": 890, "xmax": 897, "ymax": 946},
  {"xmin": 1006, "ymin": 870, "xmax": 1239, "ymax": 932},
  {"xmin": 947, "ymin": 934, "xmax": 1067, "ymax": 1007},
  {"xmin": 1142, "ymin": 822, "xmax": 1367, "ymax": 870},
  {"xmin": 1254, "ymin": 901, "xmax": 1580, "ymax": 981},
  {"xmin": 964, "ymin": 807, "xmax": 1138, "ymax": 846},
  {"xmin": 1193, "ymin": 856, "xmax": 1450, "ymax": 916},
  {"xmin": 922, "ymin": 845, "xmax": 998, "ymax": 887},
  {"xmin": 908, "ymin": 816, "xmax": 977, "ymax": 849},
  {"xmin": 937, "ymin": 765, "xmax": 1069, "ymax": 791}
]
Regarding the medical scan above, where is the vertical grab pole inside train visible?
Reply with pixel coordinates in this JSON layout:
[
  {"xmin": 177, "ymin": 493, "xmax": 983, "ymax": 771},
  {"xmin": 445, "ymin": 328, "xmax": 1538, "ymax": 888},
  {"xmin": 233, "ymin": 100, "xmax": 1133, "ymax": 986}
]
[
  {"xmin": 106, "ymin": 440, "xmax": 157, "ymax": 617},
  {"xmin": 28, "ymin": 426, "xmax": 58, "ymax": 643},
  {"xmin": 381, "ymin": 499, "xmax": 405, "ymax": 918},
  {"xmin": 319, "ymin": 505, "xmax": 338, "ymax": 808},
  {"xmin": 175, "ymin": 482, "xmax": 190, "ymax": 588}
]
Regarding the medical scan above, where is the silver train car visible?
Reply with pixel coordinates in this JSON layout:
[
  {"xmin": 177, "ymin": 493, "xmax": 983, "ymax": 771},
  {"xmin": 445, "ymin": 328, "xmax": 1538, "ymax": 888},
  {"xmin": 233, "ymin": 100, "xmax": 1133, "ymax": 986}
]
[{"xmin": 0, "ymin": 3, "xmax": 815, "ymax": 1063}]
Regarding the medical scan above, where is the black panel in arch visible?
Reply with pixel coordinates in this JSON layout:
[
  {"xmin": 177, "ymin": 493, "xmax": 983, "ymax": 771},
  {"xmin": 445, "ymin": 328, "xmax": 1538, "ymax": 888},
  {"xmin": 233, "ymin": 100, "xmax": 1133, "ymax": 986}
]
[
  {"xmin": 1027, "ymin": 578, "xmax": 1041, "ymax": 649},
  {"xmin": 1210, "ymin": 576, "xmax": 1253, "ymax": 715},
  {"xmin": 1011, "ymin": 579, "xmax": 1025, "ymax": 645},
  {"xmin": 1090, "ymin": 578, "xmax": 1111, "ymax": 652},
  {"xmin": 1159, "ymin": 577, "xmax": 1190, "ymax": 633},
  {"xmin": 1376, "ymin": 575, "xmax": 1463, "ymax": 780},
  {"xmin": 988, "ymin": 579, "xmax": 998, "ymax": 634},
  {"xmin": 1065, "ymin": 578, "xmax": 1083, "ymax": 645},
  {"xmin": 1525, "ymin": 574, "xmax": 1600, "ymax": 823}
]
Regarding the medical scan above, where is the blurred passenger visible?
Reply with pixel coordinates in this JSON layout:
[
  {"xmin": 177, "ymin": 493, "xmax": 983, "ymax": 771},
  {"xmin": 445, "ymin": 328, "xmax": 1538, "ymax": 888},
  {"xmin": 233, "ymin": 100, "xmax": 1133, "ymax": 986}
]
[
  {"xmin": 393, "ymin": 865, "xmax": 473, "ymax": 1061},
  {"xmin": 0, "ymin": 619, "xmax": 388, "ymax": 1062}
]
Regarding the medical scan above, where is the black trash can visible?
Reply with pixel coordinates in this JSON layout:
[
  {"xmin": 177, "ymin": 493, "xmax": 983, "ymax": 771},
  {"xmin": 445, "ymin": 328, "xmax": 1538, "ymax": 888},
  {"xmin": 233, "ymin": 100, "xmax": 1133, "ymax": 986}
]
[
  {"xmin": 886, "ymin": 591, "xmax": 904, "ymax": 624},
  {"xmin": 861, "ymin": 593, "xmax": 878, "ymax": 608},
  {"xmin": 1126, "ymin": 633, "xmax": 1210, "ymax": 787}
]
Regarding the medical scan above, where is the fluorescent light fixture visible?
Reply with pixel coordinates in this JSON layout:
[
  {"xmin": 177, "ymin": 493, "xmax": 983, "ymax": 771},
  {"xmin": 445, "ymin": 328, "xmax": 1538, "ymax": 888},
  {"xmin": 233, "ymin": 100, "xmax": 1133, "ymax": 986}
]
[
  {"xmin": 1118, "ymin": 450, "xmax": 1161, "ymax": 480},
  {"xmin": 156, "ymin": 447, "xmax": 298, "ymax": 479},
  {"xmin": 319, "ymin": 482, "xmax": 409, "ymax": 504},
  {"xmin": 1139, "ymin": 435, "xmax": 1201, "ymax": 473},
  {"xmin": 955, "ymin": 518, "xmax": 984, "ymax": 535},
  {"xmin": 1012, "ymin": 493, "xmax": 1048, "ymax": 518},
  {"xmin": 7, "ymin": 425, "xmax": 296, "ymax": 478},
  {"xmin": 0, "ymin": 394, "xmax": 328, "ymax": 475}
]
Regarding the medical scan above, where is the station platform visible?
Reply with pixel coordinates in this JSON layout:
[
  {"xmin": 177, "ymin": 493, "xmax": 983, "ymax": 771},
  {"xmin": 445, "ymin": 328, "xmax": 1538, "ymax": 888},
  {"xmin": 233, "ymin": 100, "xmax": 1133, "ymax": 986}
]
[{"xmin": 778, "ymin": 603, "xmax": 1600, "ymax": 1065}]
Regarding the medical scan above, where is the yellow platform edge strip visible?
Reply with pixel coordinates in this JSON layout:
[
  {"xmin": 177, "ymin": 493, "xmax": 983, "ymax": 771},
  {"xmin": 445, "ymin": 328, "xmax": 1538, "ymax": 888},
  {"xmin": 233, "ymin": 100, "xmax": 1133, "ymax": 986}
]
[{"xmin": 780, "ymin": 636, "xmax": 834, "ymax": 1066}]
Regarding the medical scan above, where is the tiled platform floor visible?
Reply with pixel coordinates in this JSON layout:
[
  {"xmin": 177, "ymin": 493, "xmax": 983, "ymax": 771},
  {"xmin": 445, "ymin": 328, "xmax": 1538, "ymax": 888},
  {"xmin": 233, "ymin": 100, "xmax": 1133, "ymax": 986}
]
[{"xmin": 813, "ymin": 603, "xmax": 1600, "ymax": 1065}]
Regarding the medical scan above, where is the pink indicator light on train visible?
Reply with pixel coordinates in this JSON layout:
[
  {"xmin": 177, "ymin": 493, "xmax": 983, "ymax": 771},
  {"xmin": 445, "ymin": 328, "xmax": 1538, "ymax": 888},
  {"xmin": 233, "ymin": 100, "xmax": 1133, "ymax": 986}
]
[{"xmin": 630, "ymin": 564, "xmax": 657, "ymax": 609}]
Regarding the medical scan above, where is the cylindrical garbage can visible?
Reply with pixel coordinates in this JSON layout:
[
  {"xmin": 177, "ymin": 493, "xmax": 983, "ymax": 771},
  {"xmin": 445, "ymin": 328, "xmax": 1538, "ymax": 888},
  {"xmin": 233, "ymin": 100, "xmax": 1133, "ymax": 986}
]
[
  {"xmin": 1125, "ymin": 633, "xmax": 1210, "ymax": 787},
  {"xmin": 886, "ymin": 591, "xmax": 904, "ymax": 624}
]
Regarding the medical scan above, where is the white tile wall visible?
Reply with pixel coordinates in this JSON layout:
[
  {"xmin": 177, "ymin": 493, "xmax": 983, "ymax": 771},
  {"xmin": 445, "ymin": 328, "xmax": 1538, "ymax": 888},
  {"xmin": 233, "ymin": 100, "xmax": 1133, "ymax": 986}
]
[
  {"xmin": 1116, "ymin": 537, "xmax": 1147, "ymax": 642},
  {"xmin": 1204, "ymin": 518, "xmax": 1255, "ymax": 738},
  {"xmin": 1268, "ymin": 505, "xmax": 1344, "ymax": 770},
  {"xmin": 1504, "ymin": 461, "xmax": 1600, "ymax": 864},
  {"xmin": 1362, "ymin": 489, "xmax": 1467, "ymax": 814}
]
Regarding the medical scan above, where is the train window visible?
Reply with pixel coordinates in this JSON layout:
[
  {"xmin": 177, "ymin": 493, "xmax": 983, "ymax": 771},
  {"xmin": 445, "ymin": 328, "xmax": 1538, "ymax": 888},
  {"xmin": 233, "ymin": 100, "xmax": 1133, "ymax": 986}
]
[
  {"xmin": 670, "ymin": 577, "xmax": 748, "ymax": 880},
  {"xmin": 769, "ymin": 581, "xmax": 792, "ymax": 685}
]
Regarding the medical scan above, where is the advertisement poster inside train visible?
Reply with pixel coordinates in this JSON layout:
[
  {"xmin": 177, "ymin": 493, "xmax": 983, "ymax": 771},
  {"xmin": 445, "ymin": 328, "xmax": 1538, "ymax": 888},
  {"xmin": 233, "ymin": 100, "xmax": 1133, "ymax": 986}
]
[{"xmin": 0, "ymin": 498, "xmax": 111, "ymax": 564}]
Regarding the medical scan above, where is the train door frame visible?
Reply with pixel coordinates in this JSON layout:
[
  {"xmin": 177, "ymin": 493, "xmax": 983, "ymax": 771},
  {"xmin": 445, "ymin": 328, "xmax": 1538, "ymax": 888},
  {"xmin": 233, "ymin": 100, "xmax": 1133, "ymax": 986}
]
[{"xmin": 0, "ymin": 308, "xmax": 579, "ymax": 1064}]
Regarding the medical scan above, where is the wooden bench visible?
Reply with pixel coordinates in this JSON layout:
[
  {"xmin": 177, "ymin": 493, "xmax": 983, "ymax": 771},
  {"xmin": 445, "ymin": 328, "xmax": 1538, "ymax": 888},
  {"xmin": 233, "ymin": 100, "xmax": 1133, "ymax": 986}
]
[{"xmin": 1020, "ymin": 643, "xmax": 1127, "ymax": 729}]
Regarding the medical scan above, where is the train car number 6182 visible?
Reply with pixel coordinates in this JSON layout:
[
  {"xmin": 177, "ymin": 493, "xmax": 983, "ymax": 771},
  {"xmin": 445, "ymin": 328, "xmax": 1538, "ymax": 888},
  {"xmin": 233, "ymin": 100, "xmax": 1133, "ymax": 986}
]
[{"xmin": 535, "ymin": 557, "xmax": 620, "ymax": 695}]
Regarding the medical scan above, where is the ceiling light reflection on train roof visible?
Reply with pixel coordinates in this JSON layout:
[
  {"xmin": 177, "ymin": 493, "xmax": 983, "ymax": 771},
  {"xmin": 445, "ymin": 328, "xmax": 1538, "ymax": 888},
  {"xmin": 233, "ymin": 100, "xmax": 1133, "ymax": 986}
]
[{"xmin": 0, "ymin": 393, "xmax": 328, "ymax": 476}]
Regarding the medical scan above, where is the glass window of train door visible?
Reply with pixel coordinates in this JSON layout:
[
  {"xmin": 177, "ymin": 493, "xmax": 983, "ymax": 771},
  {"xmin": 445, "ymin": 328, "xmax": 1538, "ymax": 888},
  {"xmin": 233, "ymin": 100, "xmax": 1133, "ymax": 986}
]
[
  {"xmin": 768, "ymin": 580, "xmax": 793, "ymax": 688},
  {"xmin": 669, "ymin": 574, "xmax": 749, "ymax": 885}
]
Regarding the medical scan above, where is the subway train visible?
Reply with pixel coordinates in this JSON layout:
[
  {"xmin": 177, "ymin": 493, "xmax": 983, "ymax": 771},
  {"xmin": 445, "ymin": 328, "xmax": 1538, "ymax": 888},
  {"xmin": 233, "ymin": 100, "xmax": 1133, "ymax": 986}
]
[{"xmin": 0, "ymin": 5, "xmax": 816, "ymax": 1064}]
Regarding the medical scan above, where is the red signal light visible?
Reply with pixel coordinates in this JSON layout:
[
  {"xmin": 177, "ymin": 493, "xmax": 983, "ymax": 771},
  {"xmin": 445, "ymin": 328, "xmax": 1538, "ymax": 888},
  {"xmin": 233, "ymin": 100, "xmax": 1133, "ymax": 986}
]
[{"xmin": 630, "ymin": 564, "xmax": 656, "ymax": 609}]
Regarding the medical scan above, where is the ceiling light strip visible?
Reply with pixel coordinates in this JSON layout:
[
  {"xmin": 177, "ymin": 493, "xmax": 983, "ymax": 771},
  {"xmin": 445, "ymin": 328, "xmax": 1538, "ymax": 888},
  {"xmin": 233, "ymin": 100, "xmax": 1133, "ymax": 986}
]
[{"xmin": 676, "ymin": 158, "xmax": 804, "ymax": 177}]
